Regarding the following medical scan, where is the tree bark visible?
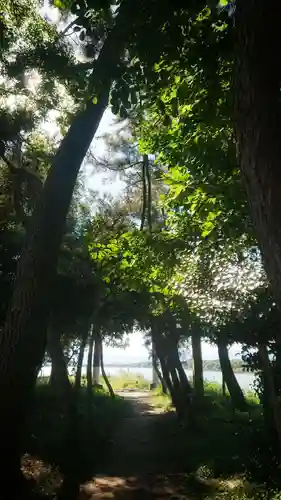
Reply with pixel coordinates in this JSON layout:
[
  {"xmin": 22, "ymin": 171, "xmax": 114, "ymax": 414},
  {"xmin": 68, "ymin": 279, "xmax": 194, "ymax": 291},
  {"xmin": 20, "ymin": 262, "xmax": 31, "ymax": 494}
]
[
  {"xmin": 152, "ymin": 328, "xmax": 192, "ymax": 419},
  {"xmin": 153, "ymin": 356, "xmax": 167, "ymax": 394},
  {"xmin": 151, "ymin": 331, "xmax": 175, "ymax": 400},
  {"xmin": 47, "ymin": 326, "xmax": 71, "ymax": 394},
  {"xmin": 217, "ymin": 337, "xmax": 247, "ymax": 411},
  {"xmin": 74, "ymin": 327, "xmax": 88, "ymax": 390},
  {"xmin": 191, "ymin": 329, "xmax": 204, "ymax": 398},
  {"xmin": 222, "ymin": 373, "xmax": 226, "ymax": 397},
  {"xmin": 259, "ymin": 343, "xmax": 281, "ymax": 451},
  {"xmin": 145, "ymin": 154, "xmax": 152, "ymax": 233},
  {"xmin": 100, "ymin": 337, "xmax": 115, "ymax": 398},
  {"xmin": 150, "ymin": 344, "xmax": 160, "ymax": 389},
  {"xmin": 0, "ymin": 2, "xmax": 131, "ymax": 488},
  {"xmin": 87, "ymin": 327, "xmax": 94, "ymax": 389},
  {"xmin": 140, "ymin": 156, "xmax": 147, "ymax": 230},
  {"xmin": 93, "ymin": 331, "xmax": 102, "ymax": 385},
  {"xmin": 234, "ymin": 1, "xmax": 281, "ymax": 312}
]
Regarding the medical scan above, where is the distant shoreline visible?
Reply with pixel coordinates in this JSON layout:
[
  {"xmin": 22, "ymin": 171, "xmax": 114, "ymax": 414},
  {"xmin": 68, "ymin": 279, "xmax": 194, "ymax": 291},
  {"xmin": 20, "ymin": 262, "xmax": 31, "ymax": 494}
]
[{"xmin": 104, "ymin": 359, "xmax": 246, "ymax": 373}]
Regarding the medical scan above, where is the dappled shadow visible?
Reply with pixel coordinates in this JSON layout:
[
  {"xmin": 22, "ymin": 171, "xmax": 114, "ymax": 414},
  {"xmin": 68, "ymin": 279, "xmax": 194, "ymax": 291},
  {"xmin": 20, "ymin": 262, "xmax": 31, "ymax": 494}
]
[
  {"xmin": 22, "ymin": 388, "xmax": 269, "ymax": 498},
  {"xmin": 79, "ymin": 473, "xmax": 218, "ymax": 499},
  {"xmin": 100, "ymin": 391, "xmax": 185, "ymax": 477},
  {"xmin": 78, "ymin": 472, "xmax": 263, "ymax": 500},
  {"xmin": 22, "ymin": 386, "xmax": 133, "ymax": 499}
]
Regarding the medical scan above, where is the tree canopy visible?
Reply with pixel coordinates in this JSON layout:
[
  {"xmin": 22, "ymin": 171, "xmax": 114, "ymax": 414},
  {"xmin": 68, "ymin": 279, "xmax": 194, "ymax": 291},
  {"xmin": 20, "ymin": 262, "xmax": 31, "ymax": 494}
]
[{"xmin": 2, "ymin": 0, "xmax": 281, "ymax": 497}]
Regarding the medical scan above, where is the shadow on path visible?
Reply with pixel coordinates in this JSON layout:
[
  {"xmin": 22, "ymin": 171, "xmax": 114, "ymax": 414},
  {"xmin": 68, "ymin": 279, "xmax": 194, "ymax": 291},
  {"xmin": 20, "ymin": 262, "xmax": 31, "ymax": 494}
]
[
  {"xmin": 99, "ymin": 391, "xmax": 183, "ymax": 476},
  {"xmin": 79, "ymin": 391, "xmax": 192, "ymax": 499}
]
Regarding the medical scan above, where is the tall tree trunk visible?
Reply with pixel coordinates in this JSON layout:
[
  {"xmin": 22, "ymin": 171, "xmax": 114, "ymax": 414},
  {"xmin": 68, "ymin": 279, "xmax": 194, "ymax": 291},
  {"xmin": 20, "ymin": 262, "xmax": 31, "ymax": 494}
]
[
  {"xmin": 0, "ymin": 2, "xmax": 132, "ymax": 489},
  {"xmin": 153, "ymin": 356, "xmax": 167, "ymax": 394},
  {"xmin": 151, "ymin": 331, "xmax": 175, "ymax": 401},
  {"xmin": 156, "ymin": 351, "xmax": 173, "ymax": 395},
  {"xmin": 153, "ymin": 329, "xmax": 191, "ymax": 419},
  {"xmin": 140, "ymin": 156, "xmax": 147, "ymax": 230},
  {"xmin": 93, "ymin": 332, "xmax": 102, "ymax": 385},
  {"xmin": 234, "ymin": 1, "xmax": 281, "ymax": 311},
  {"xmin": 100, "ymin": 336, "xmax": 115, "ymax": 398},
  {"xmin": 75, "ymin": 327, "xmax": 88, "ymax": 390},
  {"xmin": 258, "ymin": 343, "xmax": 281, "ymax": 452},
  {"xmin": 217, "ymin": 337, "xmax": 247, "ymax": 411},
  {"xmin": 145, "ymin": 154, "xmax": 152, "ymax": 233},
  {"xmin": 191, "ymin": 329, "xmax": 204, "ymax": 398},
  {"xmin": 222, "ymin": 373, "xmax": 226, "ymax": 397},
  {"xmin": 47, "ymin": 326, "xmax": 71, "ymax": 394},
  {"xmin": 172, "ymin": 347, "xmax": 193, "ymax": 395},
  {"xmin": 87, "ymin": 327, "xmax": 94, "ymax": 390},
  {"xmin": 150, "ymin": 344, "xmax": 160, "ymax": 389}
]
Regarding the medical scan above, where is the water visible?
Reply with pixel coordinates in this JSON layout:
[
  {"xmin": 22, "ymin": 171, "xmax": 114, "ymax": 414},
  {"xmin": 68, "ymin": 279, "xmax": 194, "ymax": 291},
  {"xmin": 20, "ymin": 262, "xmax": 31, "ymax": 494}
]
[
  {"xmin": 103, "ymin": 367, "xmax": 256, "ymax": 391},
  {"xmin": 40, "ymin": 365, "xmax": 256, "ymax": 391}
]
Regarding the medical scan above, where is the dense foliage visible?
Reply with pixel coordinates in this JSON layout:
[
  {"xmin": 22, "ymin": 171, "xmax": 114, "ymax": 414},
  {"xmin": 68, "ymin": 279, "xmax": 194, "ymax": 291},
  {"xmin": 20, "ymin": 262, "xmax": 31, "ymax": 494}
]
[{"xmin": 1, "ymin": 0, "xmax": 281, "ymax": 499}]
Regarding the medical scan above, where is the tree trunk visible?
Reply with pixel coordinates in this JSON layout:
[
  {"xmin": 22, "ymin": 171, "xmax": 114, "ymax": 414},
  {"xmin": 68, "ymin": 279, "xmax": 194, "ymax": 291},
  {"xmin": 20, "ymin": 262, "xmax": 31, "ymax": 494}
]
[
  {"xmin": 259, "ymin": 343, "xmax": 281, "ymax": 452},
  {"xmin": 100, "ymin": 337, "xmax": 115, "ymax": 398},
  {"xmin": 47, "ymin": 326, "xmax": 71, "ymax": 394},
  {"xmin": 234, "ymin": 1, "xmax": 281, "ymax": 312},
  {"xmin": 87, "ymin": 327, "xmax": 94, "ymax": 389},
  {"xmin": 145, "ymin": 154, "xmax": 152, "ymax": 233},
  {"xmin": 150, "ymin": 344, "xmax": 160, "ymax": 389},
  {"xmin": 75, "ymin": 327, "xmax": 88, "ymax": 390},
  {"xmin": 153, "ymin": 330, "xmax": 191, "ymax": 419},
  {"xmin": 157, "ymin": 352, "xmax": 173, "ymax": 395},
  {"xmin": 93, "ymin": 332, "xmax": 102, "ymax": 385},
  {"xmin": 173, "ymin": 348, "xmax": 193, "ymax": 394},
  {"xmin": 217, "ymin": 338, "xmax": 247, "ymax": 411},
  {"xmin": 222, "ymin": 373, "xmax": 226, "ymax": 397},
  {"xmin": 151, "ymin": 332, "xmax": 175, "ymax": 399},
  {"xmin": 153, "ymin": 357, "xmax": 167, "ymax": 394},
  {"xmin": 0, "ymin": 3, "xmax": 131, "ymax": 489},
  {"xmin": 140, "ymin": 156, "xmax": 147, "ymax": 230},
  {"xmin": 191, "ymin": 329, "xmax": 204, "ymax": 398}
]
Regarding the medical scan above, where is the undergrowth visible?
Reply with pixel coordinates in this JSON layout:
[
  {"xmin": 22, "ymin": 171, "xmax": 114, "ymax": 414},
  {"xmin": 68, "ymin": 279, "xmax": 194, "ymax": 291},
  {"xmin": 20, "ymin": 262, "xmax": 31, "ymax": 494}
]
[{"xmin": 23, "ymin": 382, "xmax": 130, "ymax": 485}]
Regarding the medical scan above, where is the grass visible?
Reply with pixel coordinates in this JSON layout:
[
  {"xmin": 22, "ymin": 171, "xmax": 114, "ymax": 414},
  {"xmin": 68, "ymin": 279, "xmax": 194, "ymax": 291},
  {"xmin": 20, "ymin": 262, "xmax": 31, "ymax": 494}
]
[
  {"xmin": 150, "ymin": 385, "xmax": 173, "ymax": 411},
  {"xmin": 37, "ymin": 370, "xmax": 151, "ymax": 391},
  {"xmin": 103, "ymin": 369, "xmax": 151, "ymax": 390}
]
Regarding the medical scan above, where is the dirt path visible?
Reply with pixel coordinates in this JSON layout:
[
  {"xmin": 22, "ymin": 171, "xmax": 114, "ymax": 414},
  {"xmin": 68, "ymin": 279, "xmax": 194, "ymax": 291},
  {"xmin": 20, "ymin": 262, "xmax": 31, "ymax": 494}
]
[{"xmin": 79, "ymin": 391, "xmax": 189, "ymax": 499}]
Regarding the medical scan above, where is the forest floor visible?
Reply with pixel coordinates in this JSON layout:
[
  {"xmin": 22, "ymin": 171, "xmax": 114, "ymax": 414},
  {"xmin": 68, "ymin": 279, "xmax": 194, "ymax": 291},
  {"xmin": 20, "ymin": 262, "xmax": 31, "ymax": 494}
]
[
  {"xmin": 76, "ymin": 391, "xmax": 257, "ymax": 500},
  {"xmin": 22, "ymin": 385, "xmax": 271, "ymax": 500},
  {"xmin": 79, "ymin": 390, "xmax": 194, "ymax": 499}
]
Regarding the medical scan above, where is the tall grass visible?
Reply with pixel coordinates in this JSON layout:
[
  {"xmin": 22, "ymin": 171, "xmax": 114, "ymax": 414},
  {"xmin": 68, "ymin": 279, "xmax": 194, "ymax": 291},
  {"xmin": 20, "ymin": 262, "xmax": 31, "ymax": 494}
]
[{"xmin": 102, "ymin": 370, "xmax": 151, "ymax": 390}]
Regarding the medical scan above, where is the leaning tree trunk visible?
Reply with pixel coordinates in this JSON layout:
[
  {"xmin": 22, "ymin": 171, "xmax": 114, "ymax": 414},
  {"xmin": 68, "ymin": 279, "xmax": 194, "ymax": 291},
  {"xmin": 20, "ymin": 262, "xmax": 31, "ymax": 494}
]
[
  {"xmin": 0, "ymin": 3, "xmax": 132, "ymax": 488},
  {"xmin": 234, "ymin": 1, "xmax": 281, "ymax": 312},
  {"xmin": 217, "ymin": 337, "xmax": 247, "ymax": 411},
  {"xmin": 152, "ymin": 330, "xmax": 176, "ymax": 402},
  {"xmin": 75, "ymin": 326, "xmax": 88, "ymax": 390},
  {"xmin": 191, "ymin": 328, "xmax": 204, "ymax": 399},
  {"xmin": 151, "ymin": 344, "xmax": 160, "ymax": 389},
  {"xmin": 153, "ymin": 329, "xmax": 192, "ymax": 420},
  {"xmin": 153, "ymin": 358, "xmax": 167, "ymax": 394},
  {"xmin": 93, "ymin": 331, "xmax": 102, "ymax": 386},
  {"xmin": 87, "ymin": 327, "xmax": 94, "ymax": 390},
  {"xmin": 100, "ymin": 336, "xmax": 115, "ymax": 398},
  {"xmin": 47, "ymin": 326, "xmax": 71, "ymax": 394}
]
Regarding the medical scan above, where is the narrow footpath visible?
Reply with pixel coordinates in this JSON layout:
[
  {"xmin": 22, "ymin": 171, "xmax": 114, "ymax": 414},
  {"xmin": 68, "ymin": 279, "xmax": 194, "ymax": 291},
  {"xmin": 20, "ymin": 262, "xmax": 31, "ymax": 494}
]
[{"xmin": 79, "ymin": 391, "xmax": 189, "ymax": 499}]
